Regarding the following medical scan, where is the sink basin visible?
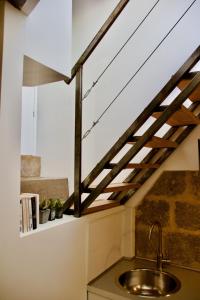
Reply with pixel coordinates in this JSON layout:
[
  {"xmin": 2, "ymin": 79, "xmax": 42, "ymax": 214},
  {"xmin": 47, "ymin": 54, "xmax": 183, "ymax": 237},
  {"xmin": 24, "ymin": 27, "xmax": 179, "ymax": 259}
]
[{"xmin": 118, "ymin": 268, "xmax": 181, "ymax": 297}]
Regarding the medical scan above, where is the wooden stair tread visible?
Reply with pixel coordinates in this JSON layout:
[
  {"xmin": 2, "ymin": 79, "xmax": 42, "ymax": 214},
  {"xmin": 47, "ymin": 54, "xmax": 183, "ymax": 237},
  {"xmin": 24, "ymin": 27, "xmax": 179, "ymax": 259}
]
[
  {"xmin": 106, "ymin": 163, "xmax": 160, "ymax": 169},
  {"xmin": 128, "ymin": 136, "xmax": 177, "ymax": 148},
  {"xmin": 178, "ymin": 72, "xmax": 200, "ymax": 102},
  {"xmin": 152, "ymin": 106, "xmax": 200, "ymax": 126},
  {"xmin": 88, "ymin": 182, "xmax": 140, "ymax": 193},
  {"xmin": 69, "ymin": 200, "xmax": 120, "ymax": 215},
  {"xmin": 84, "ymin": 200, "xmax": 120, "ymax": 214}
]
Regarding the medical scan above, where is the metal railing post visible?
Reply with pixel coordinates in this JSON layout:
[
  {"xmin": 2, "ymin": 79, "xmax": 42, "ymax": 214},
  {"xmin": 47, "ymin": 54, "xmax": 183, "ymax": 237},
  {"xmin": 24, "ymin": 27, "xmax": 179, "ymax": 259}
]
[{"xmin": 74, "ymin": 67, "xmax": 83, "ymax": 217}]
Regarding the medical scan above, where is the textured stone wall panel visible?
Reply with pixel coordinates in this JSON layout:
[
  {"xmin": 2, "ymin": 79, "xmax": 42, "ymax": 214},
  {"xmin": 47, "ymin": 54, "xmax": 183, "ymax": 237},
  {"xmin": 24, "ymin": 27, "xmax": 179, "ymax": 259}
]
[
  {"xmin": 135, "ymin": 171, "xmax": 200, "ymax": 270},
  {"xmin": 175, "ymin": 202, "xmax": 200, "ymax": 231},
  {"xmin": 136, "ymin": 199, "xmax": 169, "ymax": 227},
  {"xmin": 148, "ymin": 171, "xmax": 186, "ymax": 196}
]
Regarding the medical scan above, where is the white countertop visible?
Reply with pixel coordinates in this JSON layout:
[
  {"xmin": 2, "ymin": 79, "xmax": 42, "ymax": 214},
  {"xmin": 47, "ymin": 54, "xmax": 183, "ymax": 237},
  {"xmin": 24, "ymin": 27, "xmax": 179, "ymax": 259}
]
[{"xmin": 88, "ymin": 258, "xmax": 200, "ymax": 300}]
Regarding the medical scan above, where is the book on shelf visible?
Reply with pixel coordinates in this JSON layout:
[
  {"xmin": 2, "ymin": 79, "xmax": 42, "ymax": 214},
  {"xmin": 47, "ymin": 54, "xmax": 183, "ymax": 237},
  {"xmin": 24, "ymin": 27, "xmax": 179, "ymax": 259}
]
[{"xmin": 20, "ymin": 193, "xmax": 39, "ymax": 234}]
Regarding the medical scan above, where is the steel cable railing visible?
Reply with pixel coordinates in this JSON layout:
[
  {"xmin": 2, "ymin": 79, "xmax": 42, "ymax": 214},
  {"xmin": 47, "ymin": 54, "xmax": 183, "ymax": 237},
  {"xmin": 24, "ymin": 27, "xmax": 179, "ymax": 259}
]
[
  {"xmin": 82, "ymin": 0, "xmax": 197, "ymax": 140},
  {"xmin": 82, "ymin": 0, "xmax": 160, "ymax": 102}
]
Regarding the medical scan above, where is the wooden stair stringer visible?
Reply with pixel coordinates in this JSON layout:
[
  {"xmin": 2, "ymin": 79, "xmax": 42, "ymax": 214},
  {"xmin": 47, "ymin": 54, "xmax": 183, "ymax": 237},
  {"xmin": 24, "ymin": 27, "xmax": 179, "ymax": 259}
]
[{"xmin": 110, "ymin": 102, "xmax": 200, "ymax": 203}]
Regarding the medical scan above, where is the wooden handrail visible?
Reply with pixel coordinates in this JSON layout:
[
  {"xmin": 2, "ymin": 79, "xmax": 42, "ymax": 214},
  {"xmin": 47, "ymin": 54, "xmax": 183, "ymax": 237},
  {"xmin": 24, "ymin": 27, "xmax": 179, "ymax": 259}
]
[{"xmin": 65, "ymin": 0, "xmax": 130, "ymax": 84}]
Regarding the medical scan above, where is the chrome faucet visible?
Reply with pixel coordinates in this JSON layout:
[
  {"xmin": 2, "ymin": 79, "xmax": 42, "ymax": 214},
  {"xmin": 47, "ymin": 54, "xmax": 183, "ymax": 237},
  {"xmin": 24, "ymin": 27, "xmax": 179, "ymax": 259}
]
[{"xmin": 149, "ymin": 221, "xmax": 169, "ymax": 270}]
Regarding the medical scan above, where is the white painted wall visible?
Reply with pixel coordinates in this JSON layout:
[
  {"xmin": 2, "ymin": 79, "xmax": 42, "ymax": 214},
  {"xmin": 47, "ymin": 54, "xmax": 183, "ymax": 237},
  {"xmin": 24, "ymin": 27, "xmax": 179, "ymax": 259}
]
[
  {"xmin": 36, "ymin": 0, "xmax": 200, "ymax": 193},
  {"xmin": 25, "ymin": 0, "xmax": 72, "ymax": 75},
  {"xmin": 36, "ymin": 81, "xmax": 75, "ymax": 183},
  {"xmin": 72, "ymin": 0, "xmax": 119, "ymax": 65}
]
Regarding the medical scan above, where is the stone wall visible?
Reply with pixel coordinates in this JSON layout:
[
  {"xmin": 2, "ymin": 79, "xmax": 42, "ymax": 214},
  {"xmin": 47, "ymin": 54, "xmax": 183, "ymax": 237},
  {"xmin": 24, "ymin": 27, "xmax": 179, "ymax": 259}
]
[{"xmin": 135, "ymin": 171, "xmax": 200, "ymax": 270}]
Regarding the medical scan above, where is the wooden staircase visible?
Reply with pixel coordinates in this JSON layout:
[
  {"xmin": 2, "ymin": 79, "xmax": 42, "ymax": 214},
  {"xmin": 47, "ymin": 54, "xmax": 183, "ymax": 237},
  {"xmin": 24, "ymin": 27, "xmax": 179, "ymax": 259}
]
[{"xmin": 63, "ymin": 46, "xmax": 200, "ymax": 217}]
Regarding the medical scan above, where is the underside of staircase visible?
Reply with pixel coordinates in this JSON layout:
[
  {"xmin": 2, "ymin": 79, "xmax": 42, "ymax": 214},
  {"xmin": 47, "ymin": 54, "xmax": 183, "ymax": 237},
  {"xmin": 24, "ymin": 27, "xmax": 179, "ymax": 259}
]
[{"xmin": 63, "ymin": 46, "xmax": 200, "ymax": 217}]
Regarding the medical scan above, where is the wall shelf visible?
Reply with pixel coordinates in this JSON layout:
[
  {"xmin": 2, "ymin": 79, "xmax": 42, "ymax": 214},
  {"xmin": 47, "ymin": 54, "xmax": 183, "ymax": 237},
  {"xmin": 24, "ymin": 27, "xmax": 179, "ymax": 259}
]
[{"xmin": 20, "ymin": 214, "xmax": 76, "ymax": 238}]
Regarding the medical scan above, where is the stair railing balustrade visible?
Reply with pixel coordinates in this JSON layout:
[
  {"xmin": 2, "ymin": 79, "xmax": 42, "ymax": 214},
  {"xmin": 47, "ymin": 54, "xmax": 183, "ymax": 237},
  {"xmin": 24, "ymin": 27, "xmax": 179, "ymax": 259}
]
[{"xmin": 63, "ymin": 0, "xmax": 198, "ymax": 217}]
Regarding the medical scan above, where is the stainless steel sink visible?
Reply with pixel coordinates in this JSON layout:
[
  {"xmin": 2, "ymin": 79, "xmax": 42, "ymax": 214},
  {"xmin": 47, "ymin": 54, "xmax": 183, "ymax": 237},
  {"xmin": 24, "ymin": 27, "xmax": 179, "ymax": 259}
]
[{"xmin": 118, "ymin": 268, "xmax": 181, "ymax": 297}]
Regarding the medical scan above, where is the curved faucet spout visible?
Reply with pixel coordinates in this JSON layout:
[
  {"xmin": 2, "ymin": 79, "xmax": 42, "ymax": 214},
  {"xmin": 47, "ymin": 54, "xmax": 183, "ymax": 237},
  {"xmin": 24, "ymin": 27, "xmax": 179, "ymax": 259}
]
[{"xmin": 149, "ymin": 221, "xmax": 163, "ymax": 270}]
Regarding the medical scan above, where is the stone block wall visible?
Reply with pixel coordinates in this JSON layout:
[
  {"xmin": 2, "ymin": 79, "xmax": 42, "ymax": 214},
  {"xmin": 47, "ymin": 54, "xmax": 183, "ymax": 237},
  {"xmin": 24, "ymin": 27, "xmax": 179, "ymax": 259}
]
[
  {"xmin": 135, "ymin": 171, "xmax": 200, "ymax": 270},
  {"xmin": 21, "ymin": 177, "xmax": 69, "ymax": 201},
  {"xmin": 21, "ymin": 155, "xmax": 41, "ymax": 177}
]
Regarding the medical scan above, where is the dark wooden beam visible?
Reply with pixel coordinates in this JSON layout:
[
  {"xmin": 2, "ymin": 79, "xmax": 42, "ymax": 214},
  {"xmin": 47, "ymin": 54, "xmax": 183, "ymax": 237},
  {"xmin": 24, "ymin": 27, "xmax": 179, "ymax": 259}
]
[{"xmin": 8, "ymin": 0, "xmax": 39, "ymax": 15}]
